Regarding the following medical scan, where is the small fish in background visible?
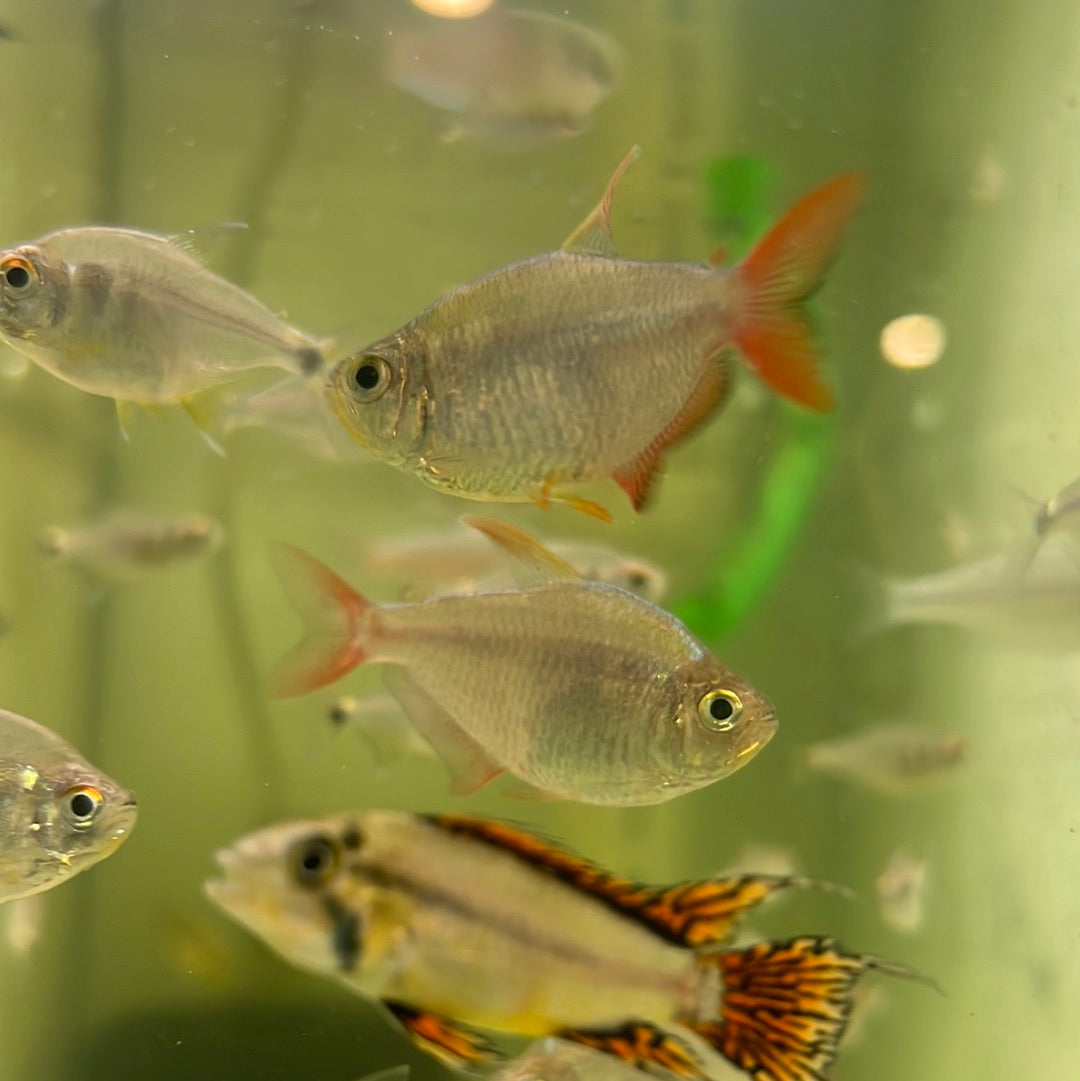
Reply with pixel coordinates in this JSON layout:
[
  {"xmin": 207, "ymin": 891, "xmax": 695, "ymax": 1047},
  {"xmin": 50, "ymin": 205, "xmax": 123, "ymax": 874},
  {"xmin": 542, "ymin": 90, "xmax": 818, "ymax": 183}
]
[
  {"xmin": 495, "ymin": 1037, "xmax": 663, "ymax": 1081},
  {"xmin": 206, "ymin": 811, "xmax": 928, "ymax": 1081},
  {"xmin": 272, "ymin": 516, "xmax": 776, "ymax": 805},
  {"xmin": 327, "ymin": 693, "xmax": 436, "ymax": 767},
  {"xmin": 802, "ymin": 724, "xmax": 966, "ymax": 797},
  {"xmin": 0, "ymin": 708, "xmax": 137, "ymax": 903},
  {"xmin": 0, "ymin": 226, "xmax": 330, "ymax": 442},
  {"xmin": 368, "ymin": 523, "xmax": 668, "ymax": 603},
  {"xmin": 326, "ymin": 149, "xmax": 864, "ymax": 520},
  {"xmin": 1019, "ymin": 474, "xmax": 1080, "ymax": 572},
  {"xmin": 38, "ymin": 510, "xmax": 224, "ymax": 582},
  {"xmin": 875, "ymin": 849, "xmax": 929, "ymax": 935},
  {"xmin": 385, "ymin": 8, "xmax": 622, "ymax": 146},
  {"xmin": 859, "ymin": 537, "xmax": 1080, "ymax": 649}
]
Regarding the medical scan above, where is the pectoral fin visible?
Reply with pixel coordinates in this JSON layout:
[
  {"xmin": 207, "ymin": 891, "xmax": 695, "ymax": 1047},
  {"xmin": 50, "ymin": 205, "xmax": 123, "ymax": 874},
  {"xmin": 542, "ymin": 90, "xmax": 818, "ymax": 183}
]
[
  {"xmin": 382, "ymin": 667, "xmax": 503, "ymax": 795},
  {"xmin": 561, "ymin": 146, "xmax": 641, "ymax": 256},
  {"xmin": 383, "ymin": 1001, "xmax": 501, "ymax": 1067}
]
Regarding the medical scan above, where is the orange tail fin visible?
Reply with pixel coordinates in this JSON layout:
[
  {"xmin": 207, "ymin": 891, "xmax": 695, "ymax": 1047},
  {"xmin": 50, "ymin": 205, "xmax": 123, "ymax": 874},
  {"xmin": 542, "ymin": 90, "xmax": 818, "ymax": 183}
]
[
  {"xmin": 685, "ymin": 936, "xmax": 929, "ymax": 1081},
  {"xmin": 268, "ymin": 543, "xmax": 371, "ymax": 697},
  {"xmin": 732, "ymin": 172, "xmax": 866, "ymax": 412}
]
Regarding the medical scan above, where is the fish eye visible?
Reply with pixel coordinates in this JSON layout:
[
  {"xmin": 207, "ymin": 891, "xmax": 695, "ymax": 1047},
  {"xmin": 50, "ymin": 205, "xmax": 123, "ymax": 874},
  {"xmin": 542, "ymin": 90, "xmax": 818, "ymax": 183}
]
[
  {"xmin": 347, "ymin": 355, "xmax": 392, "ymax": 403},
  {"xmin": 62, "ymin": 784, "xmax": 104, "ymax": 829},
  {"xmin": 1, "ymin": 256, "xmax": 34, "ymax": 291},
  {"xmin": 698, "ymin": 689, "xmax": 743, "ymax": 732},
  {"xmin": 289, "ymin": 833, "xmax": 341, "ymax": 889}
]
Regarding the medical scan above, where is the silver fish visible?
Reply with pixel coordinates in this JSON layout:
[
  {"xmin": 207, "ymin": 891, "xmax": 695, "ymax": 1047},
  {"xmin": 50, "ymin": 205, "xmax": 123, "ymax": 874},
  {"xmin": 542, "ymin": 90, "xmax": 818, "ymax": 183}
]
[
  {"xmin": 327, "ymin": 693, "xmax": 436, "ymax": 768},
  {"xmin": 0, "ymin": 708, "xmax": 137, "ymax": 902},
  {"xmin": 0, "ymin": 226, "xmax": 328, "ymax": 425},
  {"xmin": 272, "ymin": 516, "xmax": 775, "ymax": 805},
  {"xmin": 803, "ymin": 724, "xmax": 966, "ymax": 796},
  {"xmin": 386, "ymin": 9, "xmax": 622, "ymax": 146},
  {"xmin": 38, "ymin": 510, "xmax": 224, "ymax": 581},
  {"xmin": 863, "ymin": 537, "xmax": 1080, "ymax": 649},
  {"xmin": 327, "ymin": 150, "xmax": 864, "ymax": 520},
  {"xmin": 206, "ymin": 811, "xmax": 919, "ymax": 1081},
  {"xmin": 875, "ymin": 849, "xmax": 929, "ymax": 935}
]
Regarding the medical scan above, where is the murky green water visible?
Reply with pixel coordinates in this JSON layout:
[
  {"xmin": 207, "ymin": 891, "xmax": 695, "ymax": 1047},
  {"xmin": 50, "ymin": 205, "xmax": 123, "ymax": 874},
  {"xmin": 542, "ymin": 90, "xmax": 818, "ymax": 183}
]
[{"xmin": 0, "ymin": 1, "xmax": 1077, "ymax": 1079}]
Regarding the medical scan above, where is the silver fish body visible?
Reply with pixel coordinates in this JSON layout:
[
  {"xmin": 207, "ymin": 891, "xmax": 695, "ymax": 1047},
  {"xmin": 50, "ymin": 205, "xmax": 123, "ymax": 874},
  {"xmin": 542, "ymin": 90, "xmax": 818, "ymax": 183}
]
[
  {"xmin": 273, "ymin": 525, "xmax": 775, "ymax": 805},
  {"xmin": 0, "ymin": 227, "xmax": 326, "ymax": 404},
  {"xmin": 0, "ymin": 709, "xmax": 137, "ymax": 902}
]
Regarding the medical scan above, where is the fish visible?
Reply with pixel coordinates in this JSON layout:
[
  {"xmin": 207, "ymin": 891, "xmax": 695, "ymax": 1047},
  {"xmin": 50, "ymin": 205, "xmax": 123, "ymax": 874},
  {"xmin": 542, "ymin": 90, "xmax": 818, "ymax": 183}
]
[
  {"xmin": 860, "ymin": 537, "xmax": 1080, "ymax": 648},
  {"xmin": 38, "ymin": 509, "xmax": 224, "ymax": 581},
  {"xmin": 875, "ymin": 849, "xmax": 929, "ymax": 935},
  {"xmin": 328, "ymin": 693, "xmax": 437, "ymax": 768},
  {"xmin": 802, "ymin": 724, "xmax": 965, "ymax": 797},
  {"xmin": 367, "ymin": 523, "xmax": 668, "ymax": 603},
  {"xmin": 496, "ymin": 1037, "xmax": 668, "ymax": 1081},
  {"xmin": 385, "ymin": 9, "xmax": 622, "ymax": 146},
  {"xmin": 271, "ymin": 516, "xmax": 776, "ymax": 805},
  {"xmin": 0, "ymin": 226, "xmax": 329, "ymax": 438},
  {"xmin": 0, "ymin": 708, "xmax": 137, "ymax": 902},
  {"xmin": 326, "ymin": 149, "xmax": 864, "ymax": 520},
  {"xmin": 205, "ymin": 811, "xmax": 928, "ymax": 1081}
]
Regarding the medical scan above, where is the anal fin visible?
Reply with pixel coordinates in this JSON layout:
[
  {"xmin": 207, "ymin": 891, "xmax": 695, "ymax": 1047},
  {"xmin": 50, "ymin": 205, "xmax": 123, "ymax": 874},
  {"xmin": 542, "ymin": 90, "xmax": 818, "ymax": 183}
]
[
  {"xmin": 558, "ymin": 1022, "xmax": 704, "ymax": 1079},
  {"xmin": 382, "ymin": 667, "xmax": 503, "ymax": 795},
  {"xmin": 612, "ymin": 355, "xmax": 731, "ymax": 511},
  {"xmin": 383, "ymin": 1000, "xmax": 500, "ymax": 1067}
]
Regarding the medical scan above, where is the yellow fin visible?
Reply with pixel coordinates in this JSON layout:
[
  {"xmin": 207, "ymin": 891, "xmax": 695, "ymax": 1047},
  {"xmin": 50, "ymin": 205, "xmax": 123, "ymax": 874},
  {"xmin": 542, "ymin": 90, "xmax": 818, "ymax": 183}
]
[
  {"xmin": 560, "ymin": 145, "xmax": 641, "ymax": 256},
  {"xmin": 463, "ymin": 516, "xmax": 580, "ymax": 585}
]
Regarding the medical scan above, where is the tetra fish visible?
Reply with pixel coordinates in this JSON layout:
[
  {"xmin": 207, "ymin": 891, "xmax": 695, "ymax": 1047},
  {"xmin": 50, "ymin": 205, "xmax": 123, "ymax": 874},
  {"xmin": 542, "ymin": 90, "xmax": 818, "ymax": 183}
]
[
  {"xmin": 272, "ymin": 516, "xmax": 775, "ymax": 805},
  {"xmin": 0, "ymin": 225, "xmax": 329, "ymax": 439},
  {"xmin": 0, "ymin": 708, "xmax": 137, "ymax": 902},
  {"xmin": 327, "ymin": 149, "xmax": 864, "ymax": 519},
  {"xmin": 206, "ymin": 811, "xmax": 925, "ymax": 1081}
]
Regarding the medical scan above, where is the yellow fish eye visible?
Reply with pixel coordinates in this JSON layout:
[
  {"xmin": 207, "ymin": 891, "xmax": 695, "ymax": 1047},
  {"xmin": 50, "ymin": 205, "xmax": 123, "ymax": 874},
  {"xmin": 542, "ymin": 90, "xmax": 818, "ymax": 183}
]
[
  {"xmin": 1, "ymin": 255, "xmax": 35, "ymax": 291},
  {"xmin": 62, "ymin": 784, "xmax": 105, "ymax": 829},
  {"xmin": 288, "ymin": 833, "xmax": 342, "ymax": 889},
  {"xmin": 347, "ymin": 355, "xmax": 393, "ymax": 403},
  {"xmin": 698, "ymin": 688, "xmax": 743, "ymax": 732}
]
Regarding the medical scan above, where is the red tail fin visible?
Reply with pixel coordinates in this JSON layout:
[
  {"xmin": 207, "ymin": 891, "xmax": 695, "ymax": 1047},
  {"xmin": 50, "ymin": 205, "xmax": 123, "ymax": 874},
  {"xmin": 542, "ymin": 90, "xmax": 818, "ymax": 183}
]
[
  {"xmin": 685, "ymin": 936, "xmax": 925, "ymax": 1081},
  {"xmin": 731, "ymin": 172, "xmax": 866, "ymax": 412},
  {"xmin": 269, "ymin": 543, "xmax": 370, "ymax": 697}
]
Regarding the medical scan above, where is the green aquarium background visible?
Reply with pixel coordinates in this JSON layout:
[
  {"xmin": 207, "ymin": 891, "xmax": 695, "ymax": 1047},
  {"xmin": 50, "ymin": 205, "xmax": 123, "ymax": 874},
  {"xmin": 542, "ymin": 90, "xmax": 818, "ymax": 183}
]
[{"xmin": 0, "ymin": 0, "xmax": 1076, "ymax": 1079}]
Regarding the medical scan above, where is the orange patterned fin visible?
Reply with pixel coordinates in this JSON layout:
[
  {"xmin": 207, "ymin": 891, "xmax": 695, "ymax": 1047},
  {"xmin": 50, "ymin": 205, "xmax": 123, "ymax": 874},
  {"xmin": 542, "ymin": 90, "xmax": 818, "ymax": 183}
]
[
  {"xmin": 428, "ymin": 816, "xmax": 809, "ymax": 947},
  {"xmin": 684, "ymin": 937, "xmax": 906, "ymax": 1081},
  {"xmin": 383, "ymin": 1000, "xmax": 501, "ymax": 1067},
  {"xmin": 559, "ymin": 1022, "xmax": 704, "ymax": 1078}
]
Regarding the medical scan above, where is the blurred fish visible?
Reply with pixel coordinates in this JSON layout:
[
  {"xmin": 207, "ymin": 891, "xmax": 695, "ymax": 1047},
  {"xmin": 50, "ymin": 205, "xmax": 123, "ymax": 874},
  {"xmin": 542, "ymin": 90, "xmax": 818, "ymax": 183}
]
[
  {"xmin": 875, "ymin": 849, "xmax": 929, "ymax": 935},
  {"xmin": 0, "ymin": 708, "xmax": 137, "ymax": 902},
  {"xmin": 272, "ymin": 516, "xmax": 776, "ymax": 805},
  {"xmin": 386, "ymin": 8, "xmax": 621, "ymax": 145},
  {"xmin": 1014, "ymin": 475, "xmax": 1080, "ymax": 573},
  {"xmin": 38, "ymin": 510, "xmax": 224, "ymax": 582},
  {"xmin": 861, "ymin": 537, "xmax": 1080, "ymax": 648},
  {"xmin": 206, "ymin": 811, "xmax": 924, "ymax": 1081},
  {"xmin": 0, "ymin": 226, "xmax": 329, "ymax": 439},
  {"xmin": 496, "ymin": 1037, "xmax": 675, "ymax": 1081},
  {"xmin": 803, "ymin": 724, "xmax": 965, "ymax": 797},
  {"xmin": 328, "ymin": 693, "xmax": 436, "ymax": 767},
  {"xmin": 327, "ymin": 151, "xmax": 864, "ymax": 520},
  {"xmin": 368, "ymin": 523, "xmax": 668, "ymax": 603}
]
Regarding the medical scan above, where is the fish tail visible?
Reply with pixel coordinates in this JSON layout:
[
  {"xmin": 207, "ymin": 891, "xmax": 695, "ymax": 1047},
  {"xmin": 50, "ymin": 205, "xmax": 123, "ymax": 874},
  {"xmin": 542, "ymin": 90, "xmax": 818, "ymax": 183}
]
[
  {"xmin": 269, "ymin": 543, "xmax": 372, "ymax": 697},
  {"xmin": 685, "ymin": 937, "xmax": 934, "ymax": 1081},
  {"xmin": 730, "ymin": 172, "xmax": 866, "ymax": 411}
]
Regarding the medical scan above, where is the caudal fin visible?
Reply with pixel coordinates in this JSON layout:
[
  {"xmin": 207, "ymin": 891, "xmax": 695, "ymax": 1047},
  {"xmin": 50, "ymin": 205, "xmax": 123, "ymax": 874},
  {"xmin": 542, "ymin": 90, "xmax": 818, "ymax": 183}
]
[
  {"xmin": 269, "ymin": 543, "xmax": 371, "ymax": 697},
  {"xmin": 732, "ymin": 173, "xmax": 866, "ymax": 411},
  {"xmin": 686, "ymin": 937, "xmax": 933, "ymax": 1081}
]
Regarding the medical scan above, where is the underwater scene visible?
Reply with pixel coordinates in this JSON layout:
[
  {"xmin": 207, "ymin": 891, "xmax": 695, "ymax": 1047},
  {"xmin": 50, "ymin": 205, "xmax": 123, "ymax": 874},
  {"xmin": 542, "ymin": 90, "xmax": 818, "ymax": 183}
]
[{"xmin": 0, "ymin": 0, "xmax": 1076, "ymax": 1078}]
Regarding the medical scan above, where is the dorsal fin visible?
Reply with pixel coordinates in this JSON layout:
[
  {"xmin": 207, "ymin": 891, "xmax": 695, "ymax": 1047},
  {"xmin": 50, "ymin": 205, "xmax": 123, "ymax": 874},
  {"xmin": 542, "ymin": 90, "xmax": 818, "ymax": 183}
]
[
  {"xmin": 561, "ymin": 146, "xmax": 641, "ymax": 256},
  {"xmin": 429, "ymin": 815, "xmax": 831, "ymax": 948},
  {"xmin": 463, "ymin": 516, "xmax": 580, "ymax": 586}
]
